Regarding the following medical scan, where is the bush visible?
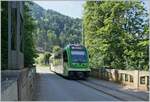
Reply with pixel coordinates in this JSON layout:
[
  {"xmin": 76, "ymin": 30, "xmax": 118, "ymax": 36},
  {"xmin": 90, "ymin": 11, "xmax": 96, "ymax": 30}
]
[{"xmin": 35, "ymin": 52, "xmax": 51, "ymax": 65}]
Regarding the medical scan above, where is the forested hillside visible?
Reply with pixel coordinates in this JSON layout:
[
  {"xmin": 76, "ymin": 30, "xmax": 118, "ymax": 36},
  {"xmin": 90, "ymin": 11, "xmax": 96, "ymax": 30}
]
[
  {"xmin": 30, "ymin": 2, "xmax": 82, "ymax": 52},
  {"xmin": 83, "ymin": 1, "xmax": 149, "ymax": 70}
]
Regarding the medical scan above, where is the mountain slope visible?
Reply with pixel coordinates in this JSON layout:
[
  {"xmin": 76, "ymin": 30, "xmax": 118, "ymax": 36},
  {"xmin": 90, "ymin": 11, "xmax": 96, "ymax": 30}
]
[{"xmin": 30, "ymin": 2, "xmax": 82, "ymax": 51}]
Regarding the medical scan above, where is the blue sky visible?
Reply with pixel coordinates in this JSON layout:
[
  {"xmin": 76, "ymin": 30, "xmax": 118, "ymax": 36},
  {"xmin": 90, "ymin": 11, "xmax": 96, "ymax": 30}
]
[
  {"xmin": 33, "ymin": 0, "xmax": 149, "ymax": 19},
  {"xmin": 33, "ymin": 1, "xmax": 85, "ymax": 18}
]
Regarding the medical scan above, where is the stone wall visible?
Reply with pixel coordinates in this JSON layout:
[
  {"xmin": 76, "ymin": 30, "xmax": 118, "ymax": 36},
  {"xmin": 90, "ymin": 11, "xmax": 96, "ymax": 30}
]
[{"xmin": 90, "ymin": 68, "xmax": 149, "ymax": 91}]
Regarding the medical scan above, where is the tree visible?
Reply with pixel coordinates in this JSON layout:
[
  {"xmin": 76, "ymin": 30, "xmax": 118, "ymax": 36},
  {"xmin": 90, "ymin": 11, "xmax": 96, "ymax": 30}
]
[
  {"xmin": 52, "ymin": 45, "xmax": 61, "ymax": 53},
  {"xmin": 83, "ymin": 1, "xmax": 149, "ymax": 70},
  {"xmin": 30, "ymin": 2, "xmax": 82, "ymax": 51},
  {"xmin": 43, "ymin": 52, "xmax": 51, "ymax": 65},
  {"xmin": 24, "ymin": 2, "xmax": 38, "ymax": 67}
]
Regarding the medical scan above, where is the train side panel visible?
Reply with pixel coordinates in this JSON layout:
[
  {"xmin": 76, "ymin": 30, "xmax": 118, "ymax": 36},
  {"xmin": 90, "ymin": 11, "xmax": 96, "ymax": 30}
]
[{"xmin": 50, "ymin": 53, "xmax": 64, "ymax": 75}]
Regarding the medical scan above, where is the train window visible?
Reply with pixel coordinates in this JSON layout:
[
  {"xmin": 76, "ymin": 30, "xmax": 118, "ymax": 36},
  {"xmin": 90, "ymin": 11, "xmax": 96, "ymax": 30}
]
[{"xmin": 63, "ymin": 50, "xmax": 68, "ymax": 62}]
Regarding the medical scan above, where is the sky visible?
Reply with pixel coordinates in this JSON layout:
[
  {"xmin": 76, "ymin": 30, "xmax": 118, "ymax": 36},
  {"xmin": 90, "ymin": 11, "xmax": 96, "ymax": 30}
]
[
  {"xmin": 33, "ymin": 0, "xmax": 149, "ymax": 19},
  {"xmin": 33, "ymin": 1, "xmax": 85, "ymax": 18}
]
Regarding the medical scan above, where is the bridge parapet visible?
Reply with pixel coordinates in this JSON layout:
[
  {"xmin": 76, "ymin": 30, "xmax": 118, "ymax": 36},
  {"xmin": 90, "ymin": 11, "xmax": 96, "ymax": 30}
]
[
  {"xmin": 1, "ymin": 67, "xmax": 36, "ymax": 101},
  {"xmin": 90, "ymin": 68, "xmax": 149, "ymax": 91},
  {"xmin": 1, "ymin": 79, "xmax": 18, "ymax": 101}
]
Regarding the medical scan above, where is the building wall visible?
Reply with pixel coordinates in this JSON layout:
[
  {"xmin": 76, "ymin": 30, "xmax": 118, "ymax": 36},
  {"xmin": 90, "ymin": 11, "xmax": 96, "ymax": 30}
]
[
  {"xmin": 1, "ymin": 1, "xmax": 8, "ymax": 70},
  {"xmin": 8, "ymin": 1, "xmax": 24, "ymax": 70},
  {"xmin": 1, "ymin": 1, "xmax": 36, "ymax": 101}
]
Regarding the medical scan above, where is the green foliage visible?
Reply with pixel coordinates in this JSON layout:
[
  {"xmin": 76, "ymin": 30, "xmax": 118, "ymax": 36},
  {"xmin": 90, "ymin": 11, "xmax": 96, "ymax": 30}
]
[
  {"xmin": 53, "ymin": 59, "xmax": 61, "ymax": 66},
  {"xmin": 30, "ymin": 3, "xmax": 82, "ymax": 51},
  {"xmin": 35, "ymin": 53, "xmax": 45, "ymax": 64},
  {"xmin": 43, "ymin": 52, "xmax": 51, "ymax": 64},
  {"xmin": 44, "ymin": 52, "xmax": 51, "ymax": 60},
  {"xmin": 35, "ymin": 52, "xmax": 51, "ymax": 65},
  {"xmin": 83, "ymin": 1, "xmax": 149, "ymax": 70},
  {"xmin": 52, "ymin": 45, "xmax": 61, "ymax": 53},
  {"xmin": 1, "ymin": 1, "xmax": 38, "ymax": 68},
  {"xmin": 24, "ymin": 2, "xmax": 38, "ymax": 67}
]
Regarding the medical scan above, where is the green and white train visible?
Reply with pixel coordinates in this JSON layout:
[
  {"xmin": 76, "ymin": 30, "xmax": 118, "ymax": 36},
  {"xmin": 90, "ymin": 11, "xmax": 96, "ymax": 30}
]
[{"xmin": 50, "ymin": 44, "xmax": 91, "ymax": 79}]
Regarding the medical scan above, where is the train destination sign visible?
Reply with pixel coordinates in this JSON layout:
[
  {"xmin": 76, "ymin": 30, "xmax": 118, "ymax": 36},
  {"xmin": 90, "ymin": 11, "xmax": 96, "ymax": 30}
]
[{"xmin": 70, "ymin": 45, "xmax": 84, "ymax": 50}]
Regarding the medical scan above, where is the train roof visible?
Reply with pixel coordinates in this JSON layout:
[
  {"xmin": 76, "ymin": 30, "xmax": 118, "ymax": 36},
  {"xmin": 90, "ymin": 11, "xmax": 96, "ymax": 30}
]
[
  {"xmin": 64, "ymin": 44, "xmax": 85, "ymax": 50},
  {"xmin": 65, "ymin": 44, "xmax": 84, "ymax": 48}
]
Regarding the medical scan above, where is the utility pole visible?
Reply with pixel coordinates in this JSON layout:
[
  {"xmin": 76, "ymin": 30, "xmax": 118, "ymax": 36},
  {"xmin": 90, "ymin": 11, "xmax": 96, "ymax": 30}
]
[{"xmin": 82, "ymin": 22, "xmax": 85, "ymax": 46}]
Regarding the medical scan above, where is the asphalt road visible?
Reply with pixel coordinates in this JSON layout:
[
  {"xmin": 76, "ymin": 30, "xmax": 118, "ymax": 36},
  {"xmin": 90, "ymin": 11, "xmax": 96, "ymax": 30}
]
[{"xmin": 33, "ymin": 66, "xmax": 119, "ymax": 101}]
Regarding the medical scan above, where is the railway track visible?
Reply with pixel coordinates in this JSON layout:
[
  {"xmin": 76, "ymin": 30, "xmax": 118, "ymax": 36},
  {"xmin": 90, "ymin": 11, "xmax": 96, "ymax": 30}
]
[{"xmin": 77, "ymin": 80, "xmax": 146, "ymax": 101}]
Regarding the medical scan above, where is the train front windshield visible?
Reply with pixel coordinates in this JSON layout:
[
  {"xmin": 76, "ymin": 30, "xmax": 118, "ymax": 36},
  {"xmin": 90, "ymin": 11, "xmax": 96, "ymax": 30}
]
[{"xmin": 71, "ymin": 50, "xmax": 87, "ymax": 63}]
